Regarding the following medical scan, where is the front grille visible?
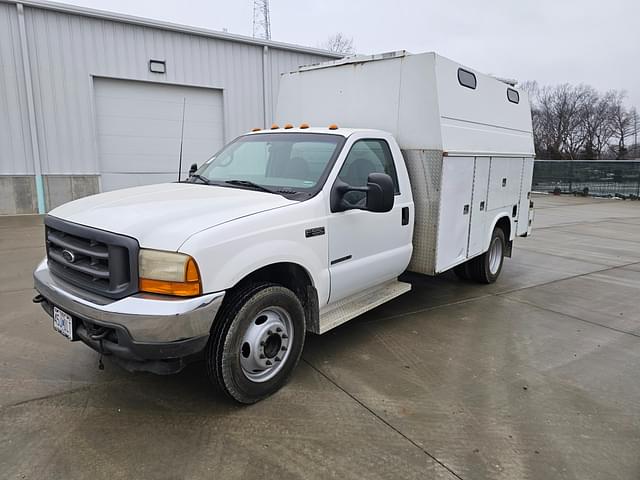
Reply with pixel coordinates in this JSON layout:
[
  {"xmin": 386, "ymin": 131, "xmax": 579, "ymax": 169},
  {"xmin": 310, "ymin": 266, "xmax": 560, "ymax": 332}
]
[{"xmin": 45, "ymin": 216, "xmax": 139, "ymax": 299}]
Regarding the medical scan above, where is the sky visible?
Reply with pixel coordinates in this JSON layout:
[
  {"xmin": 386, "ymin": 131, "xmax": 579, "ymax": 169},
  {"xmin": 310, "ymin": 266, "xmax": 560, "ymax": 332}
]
[{"xmin": 63, "ymin": 0, "xmax": 640, "ymax": 109}]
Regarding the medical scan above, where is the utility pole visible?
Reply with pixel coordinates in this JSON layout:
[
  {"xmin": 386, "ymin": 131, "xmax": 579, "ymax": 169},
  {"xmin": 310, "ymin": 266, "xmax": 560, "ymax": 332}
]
[{"xmin": 252, "ymin": 0, "xmax": 271, "ymax": 40}]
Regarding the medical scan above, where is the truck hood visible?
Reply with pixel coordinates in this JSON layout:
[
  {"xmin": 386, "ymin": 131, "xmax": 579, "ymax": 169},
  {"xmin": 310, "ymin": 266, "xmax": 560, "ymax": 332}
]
[{"xmin": 48, "ymin": 183, "xmax": 297, "ymax": 251}]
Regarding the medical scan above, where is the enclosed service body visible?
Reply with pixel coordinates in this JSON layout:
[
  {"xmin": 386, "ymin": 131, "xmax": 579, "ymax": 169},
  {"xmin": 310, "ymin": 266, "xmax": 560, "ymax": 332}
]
[
  {"xmin": 277, "ymin": 51, "xmax": 535, "ymax": 275},
  {"xmin": 33, "ymin": 51, "xmax": 536, "ymax": 403}
]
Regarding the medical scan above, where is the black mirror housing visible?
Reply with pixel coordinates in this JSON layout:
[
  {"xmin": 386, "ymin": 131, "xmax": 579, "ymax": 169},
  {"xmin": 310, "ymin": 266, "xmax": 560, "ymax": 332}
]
[
  {"xmin": 188, "ymin": 163, "xmax": 198, "ymax": 176},
  {"xmin": 330, "ymin": 172, "xmax": 395, "ymax": 213},
  {"xmin": 365, "ymin": 173, "xmax": 394, "ymax": 212}
]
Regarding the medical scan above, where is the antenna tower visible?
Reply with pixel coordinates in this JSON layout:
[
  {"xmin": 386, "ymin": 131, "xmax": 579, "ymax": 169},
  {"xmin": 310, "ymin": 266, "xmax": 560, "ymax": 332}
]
[{"xmin": 252, "ymin": 0, "xmax": 271, "ymax": 40}]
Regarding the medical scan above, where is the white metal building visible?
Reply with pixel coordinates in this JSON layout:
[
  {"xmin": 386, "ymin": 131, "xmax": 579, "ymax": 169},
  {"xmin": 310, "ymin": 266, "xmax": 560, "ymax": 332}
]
[{"xmin": 0, "ymin": 0, "xmax": 340, "ymax": 214}]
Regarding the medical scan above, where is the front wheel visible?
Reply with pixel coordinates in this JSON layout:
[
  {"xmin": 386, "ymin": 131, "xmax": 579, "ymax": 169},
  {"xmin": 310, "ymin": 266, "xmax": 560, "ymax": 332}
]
[
  {"xmin": 206, "ymin": 283, "xmax": 306, "ymax": 404},
  {"xmin": 469, "ymin": 228, "xmax": 506, "ymax": 284}
]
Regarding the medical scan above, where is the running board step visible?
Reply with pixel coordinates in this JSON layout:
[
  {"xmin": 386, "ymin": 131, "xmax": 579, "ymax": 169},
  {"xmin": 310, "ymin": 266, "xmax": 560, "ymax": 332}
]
[{"xmin": 318, "ymin": 280, "xmax": 412, "ymax": 334}]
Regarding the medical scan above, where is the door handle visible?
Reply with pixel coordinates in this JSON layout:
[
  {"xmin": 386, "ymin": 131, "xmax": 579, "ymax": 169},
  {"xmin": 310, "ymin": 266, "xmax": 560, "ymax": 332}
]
[
  {"xmin": 480, "ymin": 201, "xmax": 485, "ymax": 211},
  {"xmin": 401, "ymin": 207, "xmax": 409, "ymax": 225},
  {"xmin": 463, "ymin": 204, "xmax": 470, "ymax": 215}
]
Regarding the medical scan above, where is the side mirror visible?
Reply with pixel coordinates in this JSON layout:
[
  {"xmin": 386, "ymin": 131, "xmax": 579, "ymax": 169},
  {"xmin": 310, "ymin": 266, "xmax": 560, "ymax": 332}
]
[
  {"xmin": 365, "ymin": 173, "xmax": 395, "ymax": 212},
  {"xmin": 331, "ymin": 172, "xmax": 395, "ymax": 213},
  {"xmin": 188, "ymin": 163, "xmax": 198, "ymax": 177}
]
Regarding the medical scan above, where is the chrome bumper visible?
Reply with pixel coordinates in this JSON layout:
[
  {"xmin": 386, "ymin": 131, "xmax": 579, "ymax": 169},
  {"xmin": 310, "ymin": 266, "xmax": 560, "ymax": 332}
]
[{"xmin": 33, "ymin": 260, "xmax": 225, "ymax": 343}]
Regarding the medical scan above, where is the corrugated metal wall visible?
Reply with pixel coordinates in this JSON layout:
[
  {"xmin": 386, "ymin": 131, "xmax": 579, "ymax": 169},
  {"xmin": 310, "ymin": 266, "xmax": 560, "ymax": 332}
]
[
  {"xmin": 0, "ymin": 2, "xmax": 32, "ymax": 175},
  {"xmin": 0, "ymin": 2, "xmax": 334, "ymax": 177}
]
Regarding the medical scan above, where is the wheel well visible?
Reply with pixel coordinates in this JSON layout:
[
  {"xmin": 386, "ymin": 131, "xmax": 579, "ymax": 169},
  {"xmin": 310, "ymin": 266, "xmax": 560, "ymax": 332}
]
[
  {"xmin": 224, "ymin": 262, "xmax": 319, "ymax": 333},
  {"xmin": 495, "ymin": 216, "xmax": 511, "ymax": 240},
  {"xmin": 233, "ymin": 262, "xmax": 313, "ymax": 297}
]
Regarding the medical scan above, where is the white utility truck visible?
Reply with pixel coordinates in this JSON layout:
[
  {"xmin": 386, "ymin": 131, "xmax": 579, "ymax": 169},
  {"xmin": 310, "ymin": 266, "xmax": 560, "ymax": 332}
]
[{"xmin": 33, "ymin": 52, "xmax": 534, "ymax": 403}]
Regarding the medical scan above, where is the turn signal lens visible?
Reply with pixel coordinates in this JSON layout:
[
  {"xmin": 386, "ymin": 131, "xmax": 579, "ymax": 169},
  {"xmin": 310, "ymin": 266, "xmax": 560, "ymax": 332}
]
[
  {"xmin": 139, "ymin": 278, "xmax": 201, "ymax": 296},
  {"xmin": 185, "ymin": 257, "xmax": 200, "ymax": 282},
  {"xmin": 138, "ymin": 249, "xmax": 202, "ymax": 297}
]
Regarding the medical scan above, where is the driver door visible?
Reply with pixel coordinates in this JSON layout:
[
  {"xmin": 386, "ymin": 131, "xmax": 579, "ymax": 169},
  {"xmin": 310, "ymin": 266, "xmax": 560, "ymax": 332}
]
[{"xmin": 327, "ymin": 138, "xmax": 412, "ymax": 303}]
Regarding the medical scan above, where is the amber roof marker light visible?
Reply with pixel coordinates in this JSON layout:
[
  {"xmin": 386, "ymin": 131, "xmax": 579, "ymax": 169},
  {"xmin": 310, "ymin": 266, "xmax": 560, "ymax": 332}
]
[
  {"xmin": 271, "ymin": 124, "xmax": 279, "ymax": 130},
  {"xmin": 284, "ymin": 123, "xmax": 294, "ymax": 129},
  {"xmin": 299, "ymin": 123, "xmax": 310, "ymax": 129},
  {"xmin": 328, "ymin": 124, "xmax": 339, "ymax": 130},
  {"xmin": 251, "ymin": 127, "xmax": 261, "ymax": 132}
]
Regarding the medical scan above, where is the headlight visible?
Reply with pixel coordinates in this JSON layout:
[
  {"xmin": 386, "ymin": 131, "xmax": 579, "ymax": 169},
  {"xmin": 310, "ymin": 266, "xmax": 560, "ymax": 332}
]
[{"xmin": 138, "ymin": 249, "xmax": 202, "ymax": 297}]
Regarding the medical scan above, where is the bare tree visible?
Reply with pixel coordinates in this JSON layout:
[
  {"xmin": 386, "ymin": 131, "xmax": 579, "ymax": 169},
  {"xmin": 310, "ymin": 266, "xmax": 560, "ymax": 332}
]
[
  {"xmin": 321, "ymin": 33, "xmax": 354, "ymax": 55},
  {"xmin": 524, "ymin": 81, "xmax": 637, "ymax": 160},
  {"xmin": 563, "ymin": 85, "xmax": 592, "ymax": 159},
  {"xmin": 531, "ymin": 84, "xmax": 589, "ymax": 158},
  {"xmin": 630, "ymin": 108, "xmax": 639, "ymax": 158},
  {"xmin": 610, "ymin": 92, "xmax": 635, "ymax": 159},
  {"xmin": 582, "ymin": 89, "xmax": 616, "ymax": 159}
]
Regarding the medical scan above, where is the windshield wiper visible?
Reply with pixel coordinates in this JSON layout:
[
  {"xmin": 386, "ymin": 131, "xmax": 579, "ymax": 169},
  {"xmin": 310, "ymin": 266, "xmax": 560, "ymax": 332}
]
[
  {"xmin": 224, "ymin": 180, "xmax": 282, "ymax": 195},
  {"xmin": 189, "ymin": 174, "xmax": 211, "ymax": 185}
]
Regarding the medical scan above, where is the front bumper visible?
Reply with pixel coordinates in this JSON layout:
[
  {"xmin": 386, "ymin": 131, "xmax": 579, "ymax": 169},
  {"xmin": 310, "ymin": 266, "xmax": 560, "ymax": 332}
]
[{"xmin": 34, "ymin": 260, "xmax": 225, "ymax": 372}]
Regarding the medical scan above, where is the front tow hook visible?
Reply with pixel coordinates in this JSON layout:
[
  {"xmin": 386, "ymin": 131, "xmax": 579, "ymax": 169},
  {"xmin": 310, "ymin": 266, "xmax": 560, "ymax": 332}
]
[{"xmin": 32, "ymin": 294, "xmax": 45, "ymax": 304}]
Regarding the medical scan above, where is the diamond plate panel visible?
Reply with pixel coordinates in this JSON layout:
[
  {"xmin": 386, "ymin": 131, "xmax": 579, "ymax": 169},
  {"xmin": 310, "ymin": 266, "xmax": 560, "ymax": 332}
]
[{"xmin": 403, "ymin": 149, "xmax": 443, "ymax": 275}]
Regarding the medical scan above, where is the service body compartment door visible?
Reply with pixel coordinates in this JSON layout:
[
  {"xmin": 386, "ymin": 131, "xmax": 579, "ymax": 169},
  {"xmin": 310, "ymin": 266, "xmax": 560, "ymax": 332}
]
[
  {"xmin": 467, "ymin": 157, "xmax": 491, "ymax": 257},
  {"xmin": 517, "ymin": 158, "xmax": 534, "ymax": 236},
  {"xmin": 487, "ymin": 157, "xmax": 524, "ymax": 210},
  {"xmin": 435, "ymin": 156, "xmax": 474, "ymax": 272}
]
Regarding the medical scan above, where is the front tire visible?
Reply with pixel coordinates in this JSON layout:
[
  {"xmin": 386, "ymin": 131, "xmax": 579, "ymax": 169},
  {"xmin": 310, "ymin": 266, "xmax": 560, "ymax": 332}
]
[{"xmin": 206, "ymin": 282, "xmax": 306, "ymax": 404}]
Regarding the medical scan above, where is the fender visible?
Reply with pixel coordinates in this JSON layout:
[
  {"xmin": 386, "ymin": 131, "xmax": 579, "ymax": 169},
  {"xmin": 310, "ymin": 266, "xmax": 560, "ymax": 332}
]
[
  {"xmin": 485, "ymin": 211, "xmax": 514, "ymax": 253},
  {"xmin": 203, "ymin": 240, "xmax": 327, "ymax": 303}
]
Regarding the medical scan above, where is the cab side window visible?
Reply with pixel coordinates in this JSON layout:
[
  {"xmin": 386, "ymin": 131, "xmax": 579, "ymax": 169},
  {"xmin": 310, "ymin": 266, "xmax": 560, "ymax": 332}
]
[{"xmin": 337, "ymin": 139, "xmax": 399, "ymax": 205}]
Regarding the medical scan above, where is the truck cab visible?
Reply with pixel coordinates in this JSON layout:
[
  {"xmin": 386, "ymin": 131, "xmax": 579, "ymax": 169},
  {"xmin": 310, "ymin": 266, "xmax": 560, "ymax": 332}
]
[{"xmin": 34, "ymin": 52, "xmax": 534, "ymax": 404}]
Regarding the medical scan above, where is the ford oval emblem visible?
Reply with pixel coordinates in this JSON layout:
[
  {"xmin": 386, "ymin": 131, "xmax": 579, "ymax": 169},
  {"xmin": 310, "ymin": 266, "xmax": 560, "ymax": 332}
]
[{"xmin": 62, "ymin": 249, "xmax": 76, "ymax": 263}]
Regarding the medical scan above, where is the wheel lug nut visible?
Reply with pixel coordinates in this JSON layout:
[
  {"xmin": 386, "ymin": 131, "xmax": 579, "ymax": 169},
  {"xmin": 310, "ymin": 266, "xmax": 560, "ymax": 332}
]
[
  {"xmin": 282, "ymin": 334, "xmax": 288, "ymax": 339},
  {"xmin": 267, "ymin": 330, "xmax": 273, "ymax": 336},
  {"xmin": 265, "ymin": 360, "xmax": 272, "ymax": 366},
  {"xmin": 275, "ymin": 357, "xmax": 281, "ymax": 362},
  {"xmin": 276, "ymin": 327, "xmax": 282, "ymax": 333},
  {"xmin": 259, "ymin": 354, "xmax": 265, "ymax": 359},
  {"xmin": 281, "ymin": 346, "xmax": 286, "ymax": 351},
  {"xmin": 260, "ymin": 341, "xmax": 265, "ymax": 346}
]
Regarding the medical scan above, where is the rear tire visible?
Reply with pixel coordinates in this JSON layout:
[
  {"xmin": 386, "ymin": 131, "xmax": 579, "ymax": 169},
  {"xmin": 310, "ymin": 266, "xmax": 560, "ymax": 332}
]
[
  {"xmin": 206, "ymin": 282, "xmax": 306, "ymax": 404},
  {"xmin": 453, "ymin": 263, "xmax": 471, "ymax": 281},
  {"xmin": 469, "ymin": 228, "xmax": 506, "ymax": 284}
]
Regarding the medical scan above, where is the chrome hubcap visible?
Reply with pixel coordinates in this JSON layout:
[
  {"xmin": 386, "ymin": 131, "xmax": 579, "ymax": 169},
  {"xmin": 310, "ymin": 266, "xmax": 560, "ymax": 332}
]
[
  {"xmin": 240, "ymin": 307, "xmax": 293, "ymax": 383},
  {"xmin": 488, "ymin": 237, "xmax": 503, "ymax": 275}
]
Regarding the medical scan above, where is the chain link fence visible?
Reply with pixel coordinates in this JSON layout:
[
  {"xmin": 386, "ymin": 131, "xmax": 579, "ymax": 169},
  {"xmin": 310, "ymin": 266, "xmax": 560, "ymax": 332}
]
[{"xmin": 533, "ymin": 160, "xmax": 640, "ymax": 198}]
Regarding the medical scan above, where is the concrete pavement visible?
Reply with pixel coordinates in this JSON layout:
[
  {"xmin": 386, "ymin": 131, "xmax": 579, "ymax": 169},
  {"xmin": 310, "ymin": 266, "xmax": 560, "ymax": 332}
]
[{"xmin": 1, "ymin": 195, "xmax": 639, "ymax": 479}]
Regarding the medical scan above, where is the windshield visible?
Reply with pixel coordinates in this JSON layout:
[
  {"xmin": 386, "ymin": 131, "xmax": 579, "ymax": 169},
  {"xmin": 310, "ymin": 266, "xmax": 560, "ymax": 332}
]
[{"xmin": 192, "ymin": 133, "xmax": 345, "ymax": 196}]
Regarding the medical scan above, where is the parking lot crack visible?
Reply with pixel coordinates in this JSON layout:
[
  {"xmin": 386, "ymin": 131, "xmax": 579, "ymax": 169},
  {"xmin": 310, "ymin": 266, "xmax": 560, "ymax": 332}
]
[
  {"xmin": 0, "ymin": 381, "xmax": 122, "ymax": 411},
  {"xmin": 302, "ymin": 358, "xmax": 465, "ymax": 480}
]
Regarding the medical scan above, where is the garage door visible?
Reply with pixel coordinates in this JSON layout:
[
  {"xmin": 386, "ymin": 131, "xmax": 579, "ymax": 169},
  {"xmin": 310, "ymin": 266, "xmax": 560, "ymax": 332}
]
[{"xmin": 93, "ymin": 78, "xmax": 224, "ymax": 191}]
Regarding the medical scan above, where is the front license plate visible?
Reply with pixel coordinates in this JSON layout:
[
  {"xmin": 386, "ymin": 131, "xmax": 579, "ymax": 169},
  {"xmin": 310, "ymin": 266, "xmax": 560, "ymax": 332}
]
[{"xmin": 53, "ymin": 306, "xmax": 74, "ymax": 341}]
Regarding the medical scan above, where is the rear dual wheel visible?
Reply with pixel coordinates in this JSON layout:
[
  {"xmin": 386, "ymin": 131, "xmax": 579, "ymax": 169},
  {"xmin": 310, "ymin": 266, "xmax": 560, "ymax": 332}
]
[
  {"xmin": 454, "ymin": 228, "xmax": 505, "ymax": 284},
  {"xmin": 206, "ymin": 283, "xmax": 305, "ymax": 404}
]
